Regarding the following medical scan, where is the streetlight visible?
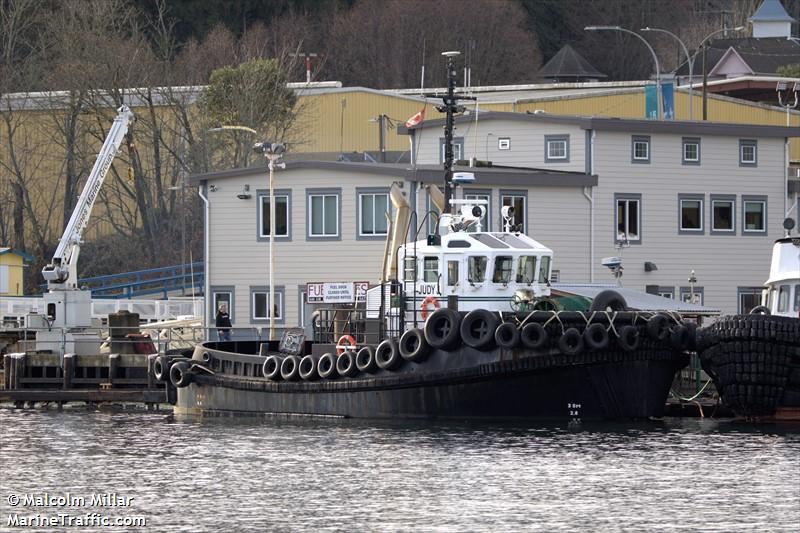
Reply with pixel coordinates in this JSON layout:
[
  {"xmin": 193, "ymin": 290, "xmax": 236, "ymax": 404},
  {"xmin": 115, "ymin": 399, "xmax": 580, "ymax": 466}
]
[
  {"xmin": 585, "ymin": 26, "xmax": 662, "ymax": 119},
  {"xmin": 254, "ymin": 141, "xmax": 286, "ymax": 342},
  {"xmin": 641, "ymin": 27, "xmax": 693, "ymax": 120}
]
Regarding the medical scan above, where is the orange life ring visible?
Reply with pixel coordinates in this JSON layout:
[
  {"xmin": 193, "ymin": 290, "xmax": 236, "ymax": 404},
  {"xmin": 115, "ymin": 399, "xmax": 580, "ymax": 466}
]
[
  {"xmin": 336, "ymin": 334, "xmax": 357, "ymax": 356},
  {"xmin": 420, "ymin": 296, "xmax": 441, "ymax": 320}
]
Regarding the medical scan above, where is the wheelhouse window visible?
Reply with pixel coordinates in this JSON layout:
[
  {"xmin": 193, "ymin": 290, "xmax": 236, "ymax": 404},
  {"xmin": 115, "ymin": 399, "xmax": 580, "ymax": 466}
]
[
  {"xmin": 712, "ymin": 197, "xmax": 735, "ymax": 233},
  {"xmin": 743, "ymin": 198, "xmax": 766, "ymax": 233},
  {"xmin": 468, "ymin": 256, "xmax": 488, "ymax": 283},
  {"xmin": 259, "ymin": 194, "xmax": 289, "ymax": 238},
  {"xmin": 682, "ymin": 138, "xmax": 700, "ymax": 164},
  {"xmin": 447, "ymin": 260, "xmax": 459, "ymax": 286},
  {"xmin": 616, "ymin": 195, "xmax": 640, "ymax": 242},
  {"xmin": 253, "ymin": 290, "xmax": 283, "ymax": 321},
  {"xmin": 739, "ymin": 140, "xmax": 757, "ymax": 166},
  {"xmin": 631, "ymin": 136, "xmax": 650, "ymax": 163},
  {"xmin": 492, "ymin": 256, "xmax": 513, "ymax": 284},
  {"xmin": 501, "ymin": 193, "xmax": 526, "ymax": 233},
  {"xmin": 778, "ymin": 285, "xmax": 789, "ymax": 313},
  {"xmin": 795, "ymin": 284, "xmax": 800, "ymax": 312},
  {"xmin": 679, "ymin": 196, "xmax": 703, "ymax": 232},
  {"xmin": 545, "ymin": 135, "xmax": 569, "ymax": 162},
  {"xmin": 309, "ymin": 192, "xmax": 339, "ymax": 237},
  {"xmin": 538, "ymin": 256, "xmax": 551, "ymax": 283},
  {"xmin": 359, "ymin": 192, "xmax": 389, "ymax": 236},
  {"xmin": 423, "ymin": 257, "xmax": 439, "ymax": 283},
  {"xmin": 403, "ymin": 256, "xmax": 417, "ymax": 281},
  {"xmin": 516, "ymin": 256, "xmax": 537, "ymax": 284}
]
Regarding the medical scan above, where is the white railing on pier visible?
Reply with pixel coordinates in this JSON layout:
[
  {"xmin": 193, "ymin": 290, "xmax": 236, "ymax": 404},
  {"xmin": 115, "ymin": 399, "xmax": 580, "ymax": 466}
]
[{"xmin": 0, "ymin": 296, "xmax": 203, "ymax": 324}]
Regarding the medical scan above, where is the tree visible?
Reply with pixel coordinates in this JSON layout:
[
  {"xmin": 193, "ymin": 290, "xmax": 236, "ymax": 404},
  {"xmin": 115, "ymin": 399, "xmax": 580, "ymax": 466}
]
[{"xmin": 199, "ymin": 58, "xmax": 298, "ymax": 168}]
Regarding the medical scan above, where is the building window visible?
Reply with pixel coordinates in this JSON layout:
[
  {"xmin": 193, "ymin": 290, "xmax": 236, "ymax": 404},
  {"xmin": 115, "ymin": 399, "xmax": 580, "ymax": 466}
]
[
  {"xmin": 464, "ymin": 189, "xmax": 491, "ymax": 231},
  {"xmin": 307, "ymin": 189, "xmax": 340, "ymax": 238},
  {"xmin": 423, "ymin": 256, "xmax": 439, "ymax": 283},
  {"xmin": 467, "ymin": 256, "xmax": 487, "ymax": 283},
  {"xmin": 545, "ymin": 135, "xmax": 569, "ymax": 163},
  {"xmin": 615, "ymin": 194, "xmax": 641, "ymax": 243},
  {"xmin": 739, "ymin": 140, "xmax": 757, "ymax": 166},
  {"xmin": 682, "ymin": 137, "xmax": 700, "ymax": 165},
  {"xmin": 711, "ymin": 195, "xmax": 735, "ymax": 234},
  {"xmin": 742, "ymin": 196, "xmax": 767, "ymax": 234},
  {"xmin": 500, "ymin": 190, "xmax": 527, "ymax": 233},
  {"xmin": 440, "ymin": 137, "xmax": 464, "ymax": 164},
  {"xmin": 631, "ymin": 136, "xmax": 650, "ymax": 163},
  {"xmin": 678, "ymin": 194, "xmax": 704, "ymax": 233},
  {"xmin": 658, "ymin": 287, "xmax": 675, "ymax": 299},
  {"xmin": 738, "ymin": 287, "xmax": 762, "ymax": 314},
  {"xmin": 680, "ymin": 286, "xmax": 704, "ymax": 305},
  {"xmin": 251, "ymin": 286, "xmax": 284, "ymax": 322},
  {"xmin": 357, "ymin": 189, "xmax": 390, "ymax": 237},
  {"xmin": 257, "ymin": 190, "xmax": 290, "ymax": 240},
  {"xmin": 210, "ymin": 286, "xmax": 235, "ymax": 324},
  {"xmin": 498, "ymin": 137, "xmax": 511, "ymax": 150}
]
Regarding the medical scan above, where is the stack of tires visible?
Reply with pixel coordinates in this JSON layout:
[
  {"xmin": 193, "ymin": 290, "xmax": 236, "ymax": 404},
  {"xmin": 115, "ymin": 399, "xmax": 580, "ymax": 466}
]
[{"xmin": 697, "ymin": 314, "xmax": 800, "ymax": 417}]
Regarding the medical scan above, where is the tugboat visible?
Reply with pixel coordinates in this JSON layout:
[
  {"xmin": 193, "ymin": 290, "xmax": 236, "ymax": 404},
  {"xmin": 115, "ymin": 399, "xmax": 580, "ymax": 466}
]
[
  {"xmin": 165, "ymin": 52, "xmax": 693, "ymax": 420},
  {"xmin": 697, "ymin": 218, "xmax": 800, "ymax": 420}
]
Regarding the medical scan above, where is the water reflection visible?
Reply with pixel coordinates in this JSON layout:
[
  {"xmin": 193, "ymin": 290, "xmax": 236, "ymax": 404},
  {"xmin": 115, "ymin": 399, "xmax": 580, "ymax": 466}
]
[{"xmin": 1, "ymin": 409, "xmax": 798, "ymax": 532}]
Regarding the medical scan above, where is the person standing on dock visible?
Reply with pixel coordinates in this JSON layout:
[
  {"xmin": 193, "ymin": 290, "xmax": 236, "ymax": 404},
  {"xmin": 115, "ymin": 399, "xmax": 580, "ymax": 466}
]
[{"xmin": 216, "ymin": 304, "xmax": 232, "ymax": 341}]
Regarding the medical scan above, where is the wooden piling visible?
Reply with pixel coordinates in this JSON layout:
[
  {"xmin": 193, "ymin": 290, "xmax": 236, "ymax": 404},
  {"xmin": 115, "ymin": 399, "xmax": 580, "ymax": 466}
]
[
  {"xmin": 62, "ymin": 353, "xmax": 74, "ymax": 390},
  {"xmin": 7, "ymin": 354, "xmax": 15, "ymax": 390},
  {"xmin": 108, "ymin": 353, "xmax": 119, "ymax": 387},
  {"xmin": 3, "ymin": 354, "xmax": 10, "ymax": 390}
]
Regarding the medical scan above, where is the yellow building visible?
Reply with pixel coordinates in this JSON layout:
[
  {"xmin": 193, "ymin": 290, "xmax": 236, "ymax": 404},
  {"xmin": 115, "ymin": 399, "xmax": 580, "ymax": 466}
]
[{"xmin": 0, "ymin": 248, "xmax": 33, "ymax": 296}]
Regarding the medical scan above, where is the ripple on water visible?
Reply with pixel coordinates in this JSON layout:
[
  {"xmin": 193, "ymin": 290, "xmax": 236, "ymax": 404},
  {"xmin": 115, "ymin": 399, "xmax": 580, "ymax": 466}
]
[{"xmin": 0, "ymin": 410, "xmax": 798, "ymax": 532}]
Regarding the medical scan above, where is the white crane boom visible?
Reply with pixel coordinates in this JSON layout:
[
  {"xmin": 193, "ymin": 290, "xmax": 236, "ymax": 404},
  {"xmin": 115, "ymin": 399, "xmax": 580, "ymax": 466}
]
[{"xmin": 42, "ymin": 105, "xmax": 134, "ymax": 289}]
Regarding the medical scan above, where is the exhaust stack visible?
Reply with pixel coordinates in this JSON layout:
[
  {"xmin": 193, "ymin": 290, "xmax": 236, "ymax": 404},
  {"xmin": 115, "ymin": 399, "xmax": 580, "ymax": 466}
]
[{"xmin": 382, "ymin": 182, "xmax": 411, "ymax": 282}]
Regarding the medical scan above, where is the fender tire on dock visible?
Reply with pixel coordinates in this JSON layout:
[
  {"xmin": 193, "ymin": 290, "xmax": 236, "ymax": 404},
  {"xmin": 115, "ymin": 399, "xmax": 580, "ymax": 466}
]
[
  {"xmin": 589, "ymin": 289, "xmax": 628, "ymax": 312},
  {"xmin": 669, "ymin": 325, "xmax": 690, "ymax": 351},
  {"xmin": 583, "ymin": 323, "xmax": 609, "ymax": 351},
  {"xmin": 461, "ymin": 309, "xmax": 500, "ymax": 350},
  {"xmin": 520, "ymin": 323, "xmax": 548, "ymax": 350},
  {"xmin": 336, "ymin": 351, "xmax": 358, "ymax": 377},
  {"xmin": 263, "ymin": 355, "xmax": 283, "ymax": 380},
  {"xmin": 318, "ymin": 353, "xmax": 338, "ymax": 379},
  {"xmin": 617, "ymin": 325, "xmax": 641, "ymax": 352},
  {"xmin": 399, "ymin": 328, "xmax": 431, "ymax": 362},
  {"xmin": 376, "ymin": 339, "xmax": 402, "ymax": 370},
  {"xmin": 557, "ymin": 328, "xmax": 584, "ymax": 356},
  {"xmin": 495, "ymin": 322, "xmax": 520, "ymax": 350},
  {"xmin": 169, "ymin": 361, "xmax": 193, "ymax": 388},
  {"xmin": 647, "ymin": 314, "xmax": 670, "ymax": 341},
  {"xmin": 356, "ymin": 346, "xmax": 378, "ymax": 373},
  {"xmin": 280, "ymin": 355, "xmax": 301, "ymax": 381},
  {"xmin": 424, "ymin": 308, "xmax": 462, "ymax": 350},
  {"xmin": 299, "ymin": 354, "xmax": 319, "ymax": 381},
  {"xmin": 153, "ymin": 356, "xmax": 169, "ymax": 382}
]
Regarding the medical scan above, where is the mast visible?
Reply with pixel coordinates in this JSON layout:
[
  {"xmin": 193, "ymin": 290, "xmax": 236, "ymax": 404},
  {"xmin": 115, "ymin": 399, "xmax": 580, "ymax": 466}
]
[{"xmin": 427, "ymin": 51, "xmax": 474, "ymax": 215}]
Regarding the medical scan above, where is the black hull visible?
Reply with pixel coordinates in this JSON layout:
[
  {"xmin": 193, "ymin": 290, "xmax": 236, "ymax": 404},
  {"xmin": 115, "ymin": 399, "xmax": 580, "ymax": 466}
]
[
  {"xmin": 698, "ymin": 314, "xmax": 800, "ymax": 419},
  {"xmin": 174, "ymin": 347, "xmax": 687, "ymax": 420}
]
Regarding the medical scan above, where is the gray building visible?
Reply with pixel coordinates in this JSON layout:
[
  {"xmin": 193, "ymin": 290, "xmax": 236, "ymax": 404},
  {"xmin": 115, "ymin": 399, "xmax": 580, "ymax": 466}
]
[{"xmin": 191, "ymin": 113, "xmax": 798, "ymax": 333}]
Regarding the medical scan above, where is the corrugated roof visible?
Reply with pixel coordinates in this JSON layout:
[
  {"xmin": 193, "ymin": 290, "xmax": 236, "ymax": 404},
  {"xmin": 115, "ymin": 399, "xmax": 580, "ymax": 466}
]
[
  {"xmin": 553, "ymin": 284, "xmax": 721, "ymax": 315},
  {"xmin": 0, "ymin": 248, "xmax": 34, "ymax": 261}
]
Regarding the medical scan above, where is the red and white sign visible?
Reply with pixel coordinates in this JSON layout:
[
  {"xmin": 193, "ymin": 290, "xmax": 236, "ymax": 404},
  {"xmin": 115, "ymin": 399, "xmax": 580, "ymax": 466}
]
[{"xmin": 306, "ymin": 281, "xmax": 370, "ymax": 303}]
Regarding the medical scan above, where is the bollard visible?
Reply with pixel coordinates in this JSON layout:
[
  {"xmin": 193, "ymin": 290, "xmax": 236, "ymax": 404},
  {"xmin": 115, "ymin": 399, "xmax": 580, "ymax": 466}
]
[
  {"xmin": 108, "ymin": 353, "xmax": 119, "ymax": 387},
  {"xmin": 62, "ymin": 353, "xmax": 74, "ymax": 390},
  {"xmin": 3, "ymin": 354, "xmax": 10, "ymax": 390}
]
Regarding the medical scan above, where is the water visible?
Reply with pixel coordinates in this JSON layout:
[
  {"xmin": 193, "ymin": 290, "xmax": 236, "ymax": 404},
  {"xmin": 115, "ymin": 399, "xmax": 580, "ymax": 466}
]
[{"xmin": 0, "ymin": 409, "xmax": 798, "ymax": 532}]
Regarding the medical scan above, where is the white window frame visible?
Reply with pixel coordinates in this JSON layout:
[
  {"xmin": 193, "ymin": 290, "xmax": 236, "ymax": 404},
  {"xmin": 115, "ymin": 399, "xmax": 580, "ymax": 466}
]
[
  {"xmin": 440, "ymin": 139, "xmax": 464, "ymax": 163},
  {"xmin": 632, "ymin": 137, "xmax": 650, "ymax": 162},
  {"xmin": 616, "ymin": 196, "xmax": 641, "ymax": 242},
  {"xmin": 252, "ymin": 290, "xmax": 283, "ymax": 321},
  {"xmin": 258, "ymin": 194, "xmax": 290, "ymax": 238},
  {"xmin": 358, "ymin": 192, "xmax": 390, "ymax": 237},
  {"xmin": 308, "ymin": 193, "xmax": 339, "ymax": 237},
  {"xmin": 498, "ymin": 137, "xmax": 511, "ymax": 150},
  {"xmin": 740, "ymin": 141, "xmax": 757, "ymax": 165},
  {"xmin": 679, "ymin": 197, "xmax": 704, "ymax": 232},
  {"xmin": 743, "ymin": 199, "xmax": 766, "ymax": 233},
  {"xmin": 546, "ymin": 139, "xmax": 567, "ymax": 160},
  {"xmin": 711, "ymin": 198, "xmax": 735, "ymax": 233},
  {"xmin": 500, "ymin": 193, "xmax": 527, "ymax": 233},
  {"xmin": 682, "ymin": 139, "xmax": 700, "ymax": 163}
]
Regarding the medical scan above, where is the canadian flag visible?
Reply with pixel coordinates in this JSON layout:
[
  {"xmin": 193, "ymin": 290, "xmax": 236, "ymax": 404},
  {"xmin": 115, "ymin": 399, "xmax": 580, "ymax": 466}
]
[{"xmin": 404, "ymin": 108, "xmax": 426, "ymax": 128}]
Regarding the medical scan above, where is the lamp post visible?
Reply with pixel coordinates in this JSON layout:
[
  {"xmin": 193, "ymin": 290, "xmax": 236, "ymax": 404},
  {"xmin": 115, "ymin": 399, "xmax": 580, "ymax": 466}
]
[
  {"xmin": 585, "ymin": 26, "xmax": 662, "ymax": 120},
  {"xmin": 254, "ymin": 142, "xmax": 286, "ymax": 341},
  {"xmin": 641, "ymin": 27, "xmax": 693, "ymax": 120}
]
